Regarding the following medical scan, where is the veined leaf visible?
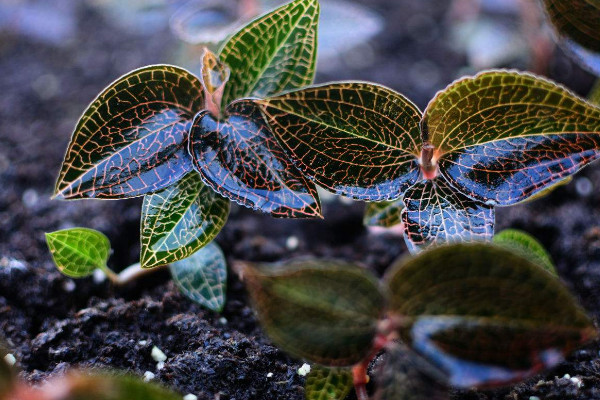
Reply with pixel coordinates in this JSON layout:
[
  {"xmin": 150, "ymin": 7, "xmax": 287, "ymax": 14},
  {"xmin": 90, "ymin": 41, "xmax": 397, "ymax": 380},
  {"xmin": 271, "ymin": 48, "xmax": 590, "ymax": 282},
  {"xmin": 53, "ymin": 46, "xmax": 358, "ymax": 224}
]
[
  {"xmin": 542, "ymin": 0, "xmax": 600, "ymax": 53},
  {"xmin": 45, "ymin": 228, "xmax": 111, "ymax": 278},
  {"xmin": 401, "ymin": 179, "xmax": 494, "ymax": 253},
  {"xmin": 241, "ymin": 259, "xmax": 385, "ymax": 366},
  {"xmin": 259, "ymin": 82, "xmax": 422, "ymax": 201},
  {"xmin": 140, "ymin": 173, "xmax": 230, "ymax": 269},
  {"xmin": 305, "ymin": 366, "xmax": 353, "ymax": 400},
  {"xmin": 54, "ymin": 66, "xmax": 204, "ymax": 199},
  {"xmin": 363, "ymin": 200, "xmax": 404, "ymax": 228},
  {"xmin": 189, "ymin": 99, "xmax": 321, "ymax": 218},
  {"xmin": 169, "ymin": 242, "xmax": 227, "ymax": 312},
  {"xmin": 423, "ymin": 71, "xmax": 600, "ymax": 205},
  {"xmin": 385, "ymin": 243, "xmax": 597, "ymax": 388},
  {"xmin": 493, "ymin": 229, "xmax": 556, "ymax": 276},
  {"xmin": 219, "ymin": 0, "xmax": 320, "ymax": 106}
]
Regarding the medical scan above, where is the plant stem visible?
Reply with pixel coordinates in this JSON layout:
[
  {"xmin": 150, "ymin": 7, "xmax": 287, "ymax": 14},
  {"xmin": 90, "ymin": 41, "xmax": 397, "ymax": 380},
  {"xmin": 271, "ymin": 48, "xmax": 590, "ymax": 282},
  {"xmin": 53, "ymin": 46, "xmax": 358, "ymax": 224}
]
[
  {"xmin": 98, "ymin": 263, "xmax": 167, "ymax": 286},
  {"xmin": 98, "ymin": 264, "xmax": 121, "ymax": 285}
]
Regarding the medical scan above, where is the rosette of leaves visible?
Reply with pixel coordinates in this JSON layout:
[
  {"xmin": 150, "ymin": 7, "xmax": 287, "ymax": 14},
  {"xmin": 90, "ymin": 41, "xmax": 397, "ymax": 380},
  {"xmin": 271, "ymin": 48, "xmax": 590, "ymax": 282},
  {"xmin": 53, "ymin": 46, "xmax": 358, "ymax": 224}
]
[
  {"xmin": 258, "ymin": 71, "xmax": 600, "ymax": 252},
  {"xmin": 239, "ymin": 243, "xmax": 597, "ymax": 400}
]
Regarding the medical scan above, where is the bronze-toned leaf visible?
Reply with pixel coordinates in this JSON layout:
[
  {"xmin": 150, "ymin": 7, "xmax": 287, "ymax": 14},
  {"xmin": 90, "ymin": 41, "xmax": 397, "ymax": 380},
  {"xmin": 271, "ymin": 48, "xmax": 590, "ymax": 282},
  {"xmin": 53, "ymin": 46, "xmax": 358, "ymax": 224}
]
[
  {"xmin": 401, "ymin": 179, "xmax": 494, "ymax": 253},
  {"xmin": 55, "ymin": 65, "xmax": 204, "ymax": 199},
  {"xmin": 241, "ymin": 259, "xmax": 385, "ymax": 366},
  {"xmin": 140, "ymin": 173, "xmax": 230, "ymax": 269},
  {"xmin": 259, "ymin": 83, "xmax": 422, "ymax": 201},
  {"xmin": 493, "ymin": 229, "xmax": 556, "ymax": 276},
  {"xmin": 305, "ymin": 366, "xmax": 353, "ymax": 400},
  {"xmin": 385, "ymin": 243, "xmax": 597, "ymax": 388},
  {"xmin": 542, "ymin": 0, "xmax": 600, "ymax": 53},
  {"xmin": 422, "ymin": 71, "xmax": 600, "ymax": 205},
  {"xmin": 219, "ymin": 0, "xmax": 319, "ymax": 105},
  {"xmin": 363, "ymin": 200, "xmax": 404, "ymax": 228},
  {"xmin": 189, "ymin": 99, "xmax": 321, "ymax": 218}
]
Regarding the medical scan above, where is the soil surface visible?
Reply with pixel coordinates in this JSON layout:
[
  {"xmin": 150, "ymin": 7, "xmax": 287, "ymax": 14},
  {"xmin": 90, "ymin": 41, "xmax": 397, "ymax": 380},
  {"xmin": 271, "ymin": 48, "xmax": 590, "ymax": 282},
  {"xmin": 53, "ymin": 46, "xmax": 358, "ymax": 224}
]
[{"xmin": 1, "ymin": 0, "xmax": 600, "ymax": 399}]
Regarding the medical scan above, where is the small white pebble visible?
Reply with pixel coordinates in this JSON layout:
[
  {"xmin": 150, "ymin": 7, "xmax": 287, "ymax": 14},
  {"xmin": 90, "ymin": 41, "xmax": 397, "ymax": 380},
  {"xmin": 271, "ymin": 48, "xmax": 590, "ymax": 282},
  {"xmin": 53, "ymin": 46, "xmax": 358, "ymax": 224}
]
[
  {"xmin": 4, "ymin": 353, "xmax": 16, "ymax": 366},
  {"xmin": 297, "ymin": 363, "xmax": 311, "ymax": 376},
  {"xmin": 219, "ymin": 317, "xmax": 228, "ymax": 325},
  {"xmin": 285, "ymin": 236, "xmax": 299, "ymax": 251},
  {"xmin": 266, "ymin": 372, "xmax": 273, "ymax": 378},
  {"xmin": 157, "ymin": 361, "xmax": 165, "ymax": 370},
  {"xmin": 570, "ymin": 377, "xmax": 583, "ymax": 388},
  {"xmin": 529, "ymin": 397, "xmax": 540, "ymax": 400},
  {"xmin": 138, "ymin": 340, "xmax": 148, "ymax": 346},
  {"xmin": 183, "ymin": 395, "xmax": 197, "ymax": 400},
  {"xmin": 143, "ymin": 371, "xmax": 155, "ymax": 382},
  {"xmin": 93, "ymin": 269, "xmax": 106, "ymax": 283},
  {"xmin": 151, "ymin": 346, "xmax": 167, "ymax": 362},
  {"xmin": 63, "ymin": 280, "xmax": 76, "ymax": 292},
  {"xmin": 563, "ymin": 374, "xmax": 571, "ymax": 380}
]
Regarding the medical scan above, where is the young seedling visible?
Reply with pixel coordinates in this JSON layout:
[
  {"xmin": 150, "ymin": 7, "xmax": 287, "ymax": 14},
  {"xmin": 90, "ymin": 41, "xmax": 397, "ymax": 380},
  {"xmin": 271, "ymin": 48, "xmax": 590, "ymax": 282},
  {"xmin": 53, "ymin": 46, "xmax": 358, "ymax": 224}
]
[{"xmin": 238, "ymin": 243, "xmax": 597, "ymax": 400}]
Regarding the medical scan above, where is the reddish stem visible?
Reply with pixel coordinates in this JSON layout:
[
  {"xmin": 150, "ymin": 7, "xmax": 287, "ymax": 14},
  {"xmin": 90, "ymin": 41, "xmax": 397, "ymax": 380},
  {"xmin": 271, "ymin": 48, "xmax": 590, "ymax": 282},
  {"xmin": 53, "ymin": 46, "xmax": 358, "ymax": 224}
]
[{"xmin": 351, "ymin": 334, "xmax": 390, "ymax": 400}]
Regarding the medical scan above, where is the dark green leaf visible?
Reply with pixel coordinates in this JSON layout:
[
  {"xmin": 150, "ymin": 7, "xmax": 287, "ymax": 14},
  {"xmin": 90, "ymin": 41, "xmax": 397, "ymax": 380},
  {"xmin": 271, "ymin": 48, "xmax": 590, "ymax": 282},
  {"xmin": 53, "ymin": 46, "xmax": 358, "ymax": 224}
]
[
  {"xmin": 259, "ymin": 82, "xmax": 422, "ymax": 200},
  {"xmin": 140, "ymin": 173, "xmax": 230, "ymax": 269},
  {"xmin": 305, "ymin": 366, "xmax": 353, "ymax": 400},
  {"xmin": 542, "ymin": 0, "xmax": 600, "ymax": 53},
  {"xmin": 189, "ymin": 99, "xmax": 321, "ymax": 218},
  {"xmin": 219, "ymin": 0, "xmax": 319, "ymax": 105},
  {"xmin": 241, "ymin": 259, "xmax": 384, "ymax": 366},
  {"xmin": 45, "ymin": 228, "xmax": 111, "ymax": 278},
  {"xmin": 363, "ymin": 200, "xmax": 404, "ymax": 228},
  {"xmin": 518, "ymin": 176, "xmax": 572, "ymax": 204},
  {"xmin": 402, "ymin": 179, "xmax": 494, "ymax": 253},
  {"xmin": 385, "ymin": 243, "xmax": 597, "ymax": 388},
  {"xmin": 54, "ymin": 66, "xmax": 204, "ymax": 199},
  {"xmin": 423, "ymin": 71, "xmax": 600, "ymax": 205},
  {"xmin": 493, "ymin": 229, "xmax": 556, "ymax": 275},
  {"xmin": 169, "ymin": 242, "xmax": 227, "ymax": 312}
]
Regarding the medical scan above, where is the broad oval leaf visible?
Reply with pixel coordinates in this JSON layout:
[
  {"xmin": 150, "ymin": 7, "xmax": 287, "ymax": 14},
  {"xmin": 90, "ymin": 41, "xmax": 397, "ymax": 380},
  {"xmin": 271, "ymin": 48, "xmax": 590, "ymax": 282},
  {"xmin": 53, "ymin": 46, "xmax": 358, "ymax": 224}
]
[
  {"xmin": 241, "ymin": 259, "xmax": 385, "ymax": 366},
  {"xmin": 363, "ymin": 200, "xmax": 404, "ymax": 228},
  {"xmin": 219, "ymin": 0, "xmax": 320, "ymax": 106},
  {"xmin": 422, "ymin": 71, "xmax": 600, "ymax": 205},
  {"xmin": 259, "ymin": 82, "xmax": 422, "ymax": 201},
  {"xmin": 55, "ymin": 65, "xmax": 204, "ymax": 199},
  {"xmin": 189, "ymin": 99, "xmax": 321, "ymax": 218},
  {"xmin": 45, "ymin": 228, "xmax": 111, "ymax": 278},
  {"xmin": 169, "ymin": 242, "xmax": 227, "ymax": 312},
  {"xmin": 305, "ymin": 366, "xmax": 353, "ymax": 400},
  {"xmin": 401, "ymin": 179, "xmax": 495, "ymax": 254},
  {"xmin": 493, "ymin": 229, "xmax": 556, "ymax": 275},
  {"xmin": 385, "ymin": 243, "xmax": 597, "ymax": 388},
  {"xmin": 140, "ymin": 172, "xmax": 230, "ymax": 269}
]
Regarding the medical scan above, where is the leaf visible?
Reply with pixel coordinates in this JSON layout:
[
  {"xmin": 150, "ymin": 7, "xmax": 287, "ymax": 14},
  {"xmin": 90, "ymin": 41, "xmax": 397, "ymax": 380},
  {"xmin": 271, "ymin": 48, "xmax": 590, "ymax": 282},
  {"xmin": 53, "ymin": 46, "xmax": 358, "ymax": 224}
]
[
  {"xmin": 169, "ymin": 242, "xmax": 227, "ymax": 312},
  {"xmin": 219, "ymin": 0, "xmax": 320, "ymax": 106},
  {"xmin": 401, "ymin": 179, "xmax": 494, "ymax": 254},
  {"xmin": 259, "ymin": 82, "xmax": 422, "ymax": 200},
  {"xmin": 363, "ymin": 200, "xmax": 404, "ymax": 228},
  {"xmin": 189, "ymin": 99, "xmax": 321, "ymax": 218},
  {"xmin": 385, "ymin": 243, "xmax": 597, "ymax": 388},
  {"xmin": 542, "ymin": 0, "xmax": 600, "ymax": 53},
  {"xmin": 45, "ymin": 228, "xmax": 111, "ymax": 278},
  {"xmin": 493, "ymin": 229, "xmax": 556, "ymax": 276},
  {"xmin": 140, "ymin": 172, "xmax": 230, "ymax": 269},
  {"xmin": 200, "ymin": 48, "xmax": 230, "ymax": 115},
  {"xmin": 518, "ymin": 176, "xmax": 572, "ymax": 204},
  {"xmin": 422, "ymin": 70, "xmax": 600, "ymax": 205},
  {"xmin": 54, "ymin": 65, "xmax": 204, "ymax": 199},
  {"xmin": 241, "ymin": 259, "xmax": 385, "ymax": 366},
  {"xmin": 305, "ymin": 366, "xmax": 353, "ymax": 400}
]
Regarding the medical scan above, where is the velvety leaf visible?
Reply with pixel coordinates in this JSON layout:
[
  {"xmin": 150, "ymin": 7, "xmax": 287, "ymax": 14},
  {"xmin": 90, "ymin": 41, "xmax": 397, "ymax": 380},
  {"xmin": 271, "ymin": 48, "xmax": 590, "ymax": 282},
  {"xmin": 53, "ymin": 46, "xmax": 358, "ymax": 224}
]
[
  {"xmin": 542, "ymin": 0, "xmax": 600, "ymax": 53},
  {"xmin": 493, "ymin": 229, "xmax": 556, "ymax": 275},
  {"xmin": 422, "ymin": 70, "xmax": 600, "ymax": 205},
  {"xmin": 385, "ymin": 243, "xmax": 597, "ymax": 388},
  {"xmin": 401, "ymin": 179, "xmax": 494, "ymax": 253},
  {"xmin": 518, "ymin": 176, "xmax": 572, "ymax": 204},
  {"xmin": 363, "ymin": 200, "xmax": 404, "ymax": 228},
  {"xmin": 189, "ymin": 99, "xmax": 321, "ymax": 218},
  {"xmin": 169, "ymin": 242, "xmax": 227, "ymax": 312},
  {"xmin": 241, "ymin": 259, "xmax": 385, "ymax": 366},
  {"xmin": 54, "ymin": 66, "xmax": 204, "ymax": 199},
  {"xmin": 219, "ymin": 0, "xmax": 319, "ymax": 105},
  {"xmin": 305, "ymin": 366, "xmax": 353, "ymax": 400},
  {"xmin": 45, "ymin": 228, "xmax": 111, "ymax": 278},
  {"xmin": 140, "ymin": 172, "xmax": 230, "ymax": 269},
  {"xmin": 259, "ymin": 83, "xmax": 422, "ymax": 200}
]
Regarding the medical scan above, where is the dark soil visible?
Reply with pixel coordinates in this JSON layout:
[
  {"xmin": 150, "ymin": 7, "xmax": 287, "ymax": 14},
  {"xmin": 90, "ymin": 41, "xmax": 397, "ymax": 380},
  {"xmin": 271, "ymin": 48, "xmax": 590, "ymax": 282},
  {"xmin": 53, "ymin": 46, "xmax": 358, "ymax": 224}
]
[{"xmin": 1, "ymin": 1, "xmax": 600, "ymax": 399}]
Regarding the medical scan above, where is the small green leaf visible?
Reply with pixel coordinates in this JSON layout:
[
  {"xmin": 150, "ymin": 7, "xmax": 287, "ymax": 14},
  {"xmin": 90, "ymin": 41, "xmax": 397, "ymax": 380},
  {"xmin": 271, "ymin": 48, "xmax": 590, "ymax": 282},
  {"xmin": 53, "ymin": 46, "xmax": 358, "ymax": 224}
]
[
  {"xmin": 385, "ymin": 243, "xmax": 597, "ymax": 388},
  {"xmin": 141, "ymin": 173, "xmax": 230, "ymax": 269},
  {"xmin": 45, "ymin": 228, "xmax": 111, "ymax": 278},
  {"xmin": 219, "ymin": 0, "xmax": 319, "ymax": 106},
  {"xmin": 169, "ymin": 242, "xmax": 227, "ymax": 312},
  {"xmin": 493, "ymin": 229, "xmax": 556, "ymax": 276},
  {"xmin": 305, "ymin": 366, "xmax": 353, "ymax": 400},
  {"xmin": 242, "ymin": 259, "xmax": 385, "ymax": 366},
  {"xmin": 363, "ymin": 200, "xmax": 404, "ymax": 228}
]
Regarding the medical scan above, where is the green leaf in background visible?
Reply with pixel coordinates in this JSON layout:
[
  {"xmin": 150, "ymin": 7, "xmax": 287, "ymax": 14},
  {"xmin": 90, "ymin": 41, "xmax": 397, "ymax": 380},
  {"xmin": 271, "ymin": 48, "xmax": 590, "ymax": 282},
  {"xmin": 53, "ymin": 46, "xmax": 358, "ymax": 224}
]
[
  {"xmin": 54, "ymin": 65, "xmax": 204, "ymax": 200},
  {"xmin": 169, "ymin": 242, "xmax": 227, "ymax": 312},
  {"xmin": 385, "ymin": 243, "xmax": 597, "ymax": 388},
  {"xmin": 305, "ymin": 366, "xmax": 353, "ymax": 400},
  {"xmin": 363, "ymin": 200, "xmax": 404, "ymax": 228},
  {"xmin": 219, "ymin": 0, "xmax": 320, "ymax": 105},
  {"xmin": 493, "ymin": 229, "xmax": 556, "ymax": 276},
  {"xmin": 258, "ymin": 82, "xmax": 422, "ymax": 201},
  {"xmin": 140, "ymin": 172, "xmax": 230, "ymax": 269},
  {"xmin": 241, "ymin": 259, "xmax": 384, "ymax": 366},
  {"xmin": 542, "ymin": 0, "xmax": 600, "ymax": 53},
  {"xmin": 45, "ymin": 228, "xmax": 111, "ymax": 278}
]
